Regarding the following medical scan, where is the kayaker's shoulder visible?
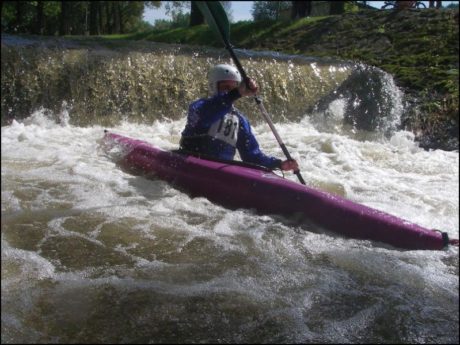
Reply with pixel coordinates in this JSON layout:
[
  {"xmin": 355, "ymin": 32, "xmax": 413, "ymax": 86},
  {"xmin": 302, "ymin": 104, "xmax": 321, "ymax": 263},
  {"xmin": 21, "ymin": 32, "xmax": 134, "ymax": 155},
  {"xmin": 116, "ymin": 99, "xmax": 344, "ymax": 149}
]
[{"xmin": 189, "ymin": 97, "xmax": 206, "ymax": 108}]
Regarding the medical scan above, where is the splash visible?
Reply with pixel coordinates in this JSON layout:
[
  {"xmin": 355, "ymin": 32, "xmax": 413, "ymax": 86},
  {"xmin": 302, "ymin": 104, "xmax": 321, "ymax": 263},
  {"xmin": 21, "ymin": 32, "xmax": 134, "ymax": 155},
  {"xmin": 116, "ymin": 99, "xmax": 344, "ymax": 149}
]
[{"xmin": 310, "ymin": 63, "xmax": 405, "ymax": 138}]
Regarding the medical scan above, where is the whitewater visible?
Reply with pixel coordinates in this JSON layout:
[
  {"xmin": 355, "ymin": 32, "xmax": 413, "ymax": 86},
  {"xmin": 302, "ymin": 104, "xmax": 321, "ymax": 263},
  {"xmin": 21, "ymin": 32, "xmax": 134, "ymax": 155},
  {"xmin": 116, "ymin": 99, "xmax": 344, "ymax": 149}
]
[{"xmin": 2, "ymin": 104, "xmax": 458, "ymax": 343}]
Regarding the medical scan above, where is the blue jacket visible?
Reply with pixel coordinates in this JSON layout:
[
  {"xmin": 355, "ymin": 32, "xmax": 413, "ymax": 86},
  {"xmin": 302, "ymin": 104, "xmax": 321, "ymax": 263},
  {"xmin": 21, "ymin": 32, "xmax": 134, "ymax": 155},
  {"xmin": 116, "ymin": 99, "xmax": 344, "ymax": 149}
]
[{"xmin": 180, "ymin": 89, "xmax": 281, "ymax": 169}]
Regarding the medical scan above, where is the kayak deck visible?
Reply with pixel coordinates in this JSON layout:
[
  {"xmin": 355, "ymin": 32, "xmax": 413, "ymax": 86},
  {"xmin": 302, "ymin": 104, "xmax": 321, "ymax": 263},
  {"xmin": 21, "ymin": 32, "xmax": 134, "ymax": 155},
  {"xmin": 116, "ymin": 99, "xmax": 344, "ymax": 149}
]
[{"xmin": 102, "ymin": 131, "xmax": 457, "ymax": 251}]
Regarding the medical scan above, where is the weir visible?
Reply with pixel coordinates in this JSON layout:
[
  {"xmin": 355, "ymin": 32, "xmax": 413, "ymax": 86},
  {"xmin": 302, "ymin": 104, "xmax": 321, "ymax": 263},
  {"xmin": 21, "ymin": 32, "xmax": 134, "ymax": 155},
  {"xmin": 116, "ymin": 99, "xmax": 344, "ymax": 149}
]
[{"xmin": 2, "ymin": 34, "xmax": 403, "ymax": 134}]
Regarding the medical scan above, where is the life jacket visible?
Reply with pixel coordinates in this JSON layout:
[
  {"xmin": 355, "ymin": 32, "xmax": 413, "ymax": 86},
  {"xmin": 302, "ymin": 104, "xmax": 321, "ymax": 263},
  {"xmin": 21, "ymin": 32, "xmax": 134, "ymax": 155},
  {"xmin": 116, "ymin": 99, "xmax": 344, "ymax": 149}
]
[{"xmin": 180, "ymin": 110, "xmax": 239, "ymax": 160}]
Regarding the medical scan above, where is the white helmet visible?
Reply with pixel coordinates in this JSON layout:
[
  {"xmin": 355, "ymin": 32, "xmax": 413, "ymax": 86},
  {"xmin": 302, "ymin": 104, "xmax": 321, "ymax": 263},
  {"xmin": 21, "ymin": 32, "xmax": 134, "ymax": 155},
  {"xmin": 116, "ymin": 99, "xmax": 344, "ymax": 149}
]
[{"xmin": 208, "ymin": 64, "xmax": 242, "ymax": 95}]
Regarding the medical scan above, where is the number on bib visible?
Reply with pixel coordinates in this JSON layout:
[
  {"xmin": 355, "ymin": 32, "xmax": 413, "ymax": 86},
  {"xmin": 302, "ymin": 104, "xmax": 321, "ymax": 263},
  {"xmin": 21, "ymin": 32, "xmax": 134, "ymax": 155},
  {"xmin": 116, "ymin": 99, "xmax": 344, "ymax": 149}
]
[{"xmin": 208, "ymin": 113, "xmax": 239, "ymax": 146}]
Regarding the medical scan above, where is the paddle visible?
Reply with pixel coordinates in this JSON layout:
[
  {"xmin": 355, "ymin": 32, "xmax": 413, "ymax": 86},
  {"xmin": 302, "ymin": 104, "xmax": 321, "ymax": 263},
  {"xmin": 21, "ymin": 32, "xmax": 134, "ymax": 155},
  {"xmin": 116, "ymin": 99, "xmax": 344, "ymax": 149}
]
[{"xmin": 196, "ymin": 1, "xmax": 306, "ymax": 185}]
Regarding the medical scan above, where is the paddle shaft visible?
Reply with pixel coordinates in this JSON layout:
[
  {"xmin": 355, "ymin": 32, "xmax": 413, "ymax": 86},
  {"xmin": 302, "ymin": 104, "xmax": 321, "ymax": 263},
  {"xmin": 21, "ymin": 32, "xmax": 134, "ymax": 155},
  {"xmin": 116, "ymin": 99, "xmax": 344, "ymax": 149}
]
[
  {"xmin": 254, "ymin": 97, "xmax": 306, "ymax": 184},
  {"xmin": 204, "ymin": 2, "xmax": 306, "ymax": 185}
]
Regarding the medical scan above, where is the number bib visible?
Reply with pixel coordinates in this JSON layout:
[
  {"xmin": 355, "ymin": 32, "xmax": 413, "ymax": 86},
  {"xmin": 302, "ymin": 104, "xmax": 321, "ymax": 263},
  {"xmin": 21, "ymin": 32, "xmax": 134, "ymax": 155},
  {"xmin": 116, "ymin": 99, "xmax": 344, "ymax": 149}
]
[{"xmin": 208, "ymin": 112, "xmax": 239, "ymax": 147}]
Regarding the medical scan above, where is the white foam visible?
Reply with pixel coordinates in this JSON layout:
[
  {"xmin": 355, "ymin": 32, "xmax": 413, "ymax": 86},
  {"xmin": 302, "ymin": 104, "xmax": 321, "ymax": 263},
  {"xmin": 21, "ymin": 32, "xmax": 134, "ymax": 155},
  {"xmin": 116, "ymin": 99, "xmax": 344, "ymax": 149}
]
[{"xmin": 1, "ymin": 111, "xmax": 458, "ymax": 343}]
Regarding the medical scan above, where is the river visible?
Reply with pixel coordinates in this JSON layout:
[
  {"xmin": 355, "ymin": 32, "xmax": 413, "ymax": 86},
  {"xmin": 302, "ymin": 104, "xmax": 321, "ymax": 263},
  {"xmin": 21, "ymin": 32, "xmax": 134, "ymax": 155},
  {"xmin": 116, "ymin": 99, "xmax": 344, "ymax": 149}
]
[{"xmin": 1, "ymin": 36, "xmax": 459, "ymax": 343}]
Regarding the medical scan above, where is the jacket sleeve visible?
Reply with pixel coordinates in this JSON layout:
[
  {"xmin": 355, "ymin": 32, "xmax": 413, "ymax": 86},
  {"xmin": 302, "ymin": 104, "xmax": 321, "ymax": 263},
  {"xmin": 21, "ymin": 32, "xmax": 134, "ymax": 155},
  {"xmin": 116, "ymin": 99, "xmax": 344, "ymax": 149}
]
[
  {"xmin": 187, "ymin": 89, "xmax": 241, "ymax": 130},
  {"xmin": 237, "ymin": 115, "xmax": 282, "ymax": 170}
]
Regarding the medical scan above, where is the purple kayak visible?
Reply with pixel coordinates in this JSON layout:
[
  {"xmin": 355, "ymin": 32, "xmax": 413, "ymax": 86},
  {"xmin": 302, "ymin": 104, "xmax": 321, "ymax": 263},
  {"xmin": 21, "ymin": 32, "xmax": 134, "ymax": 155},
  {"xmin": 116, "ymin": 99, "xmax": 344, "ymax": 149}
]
[{"xmin": 103, "ymin": 131, "xmax": 458, "ymax": 250}]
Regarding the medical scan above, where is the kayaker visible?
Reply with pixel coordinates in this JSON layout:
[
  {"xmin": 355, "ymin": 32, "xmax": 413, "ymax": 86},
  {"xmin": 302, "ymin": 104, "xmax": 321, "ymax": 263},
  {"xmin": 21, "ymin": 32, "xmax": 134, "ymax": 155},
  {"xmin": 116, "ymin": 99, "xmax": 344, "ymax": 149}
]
[{"xmin": 179, "ymin": 64, "xmax": 299, "ymax": 171}]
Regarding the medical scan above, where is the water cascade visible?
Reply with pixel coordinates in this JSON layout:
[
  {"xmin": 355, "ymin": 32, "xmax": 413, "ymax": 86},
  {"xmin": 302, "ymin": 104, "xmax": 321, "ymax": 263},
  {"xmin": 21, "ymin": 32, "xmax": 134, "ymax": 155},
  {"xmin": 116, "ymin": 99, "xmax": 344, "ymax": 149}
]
[{"xmin": 2, "ymin": 35, "xmax": 402, "ymax": 135}]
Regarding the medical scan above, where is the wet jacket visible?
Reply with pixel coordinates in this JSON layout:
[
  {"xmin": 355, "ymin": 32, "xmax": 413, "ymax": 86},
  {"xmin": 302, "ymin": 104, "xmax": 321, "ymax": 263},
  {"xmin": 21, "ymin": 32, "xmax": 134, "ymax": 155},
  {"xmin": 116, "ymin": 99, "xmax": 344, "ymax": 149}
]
[{"xmin": 180, "ymin": 89, "xmax": 281, "ymax": 169}]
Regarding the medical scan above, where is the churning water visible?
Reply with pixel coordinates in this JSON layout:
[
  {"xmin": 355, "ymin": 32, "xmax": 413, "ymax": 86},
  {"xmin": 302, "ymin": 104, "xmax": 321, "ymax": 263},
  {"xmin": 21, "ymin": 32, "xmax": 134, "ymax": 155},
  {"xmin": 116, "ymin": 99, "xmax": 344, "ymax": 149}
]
[
  {"xmin": 2, "ymin": 110, "xmax": 458, "ymax": 343},
  {"xmin": 1, "ymin": 37, "xmax": 459, "ymax": 343}
]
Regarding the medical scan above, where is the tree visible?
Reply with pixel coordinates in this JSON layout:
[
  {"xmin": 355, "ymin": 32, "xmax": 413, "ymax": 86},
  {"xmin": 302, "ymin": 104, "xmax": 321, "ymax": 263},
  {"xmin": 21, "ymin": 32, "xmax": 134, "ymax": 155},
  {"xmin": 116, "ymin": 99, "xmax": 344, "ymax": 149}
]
[
  {"xmin": 35, "ymin": 1, "xmax": 45, "ymax": 35},
  {"xmin": 291, "ymin": 1, "xmax": 311, "ymax": 19},
  {"xmin": 429, "ymin": 1, "xmax": 442, "ymax": 8},
  {"xmin": 1, "ymin": 1, "xmax": 153, "ymax": 36},
  {"xmin": 42, "ymin": 2, "xmax": 61, "ymax": 35},
  {"xmin": 113, "ymin": 2, "xmax": 121, "ymax": 34},
  {"xmin": 145, "ymin": 1, "xmax": 161, "ymax": 10},
  {"xmin": 2, "ymin": 1, "xmax": 59, "ymax": 34},
  {"xmin": 329, "ymin": 1, "xmax": 345, "ymax": 15},
  {"xmin": 59, "ymin": 1, "xmax": 71, "ymax": 35},
  {"xmin": 13, "ymin": 2, "xmax": 24, "ymax": 32},
  {"xmin": 252, "ymin": 1, "xmax": 291, "ymax": 21},
  {"xmin": 89, "ymin": 1, "xmax": 100, "ymax": 35},
  {"xmin": 118, "ymin": 2, "xmax": 146, "ymax": 33},
  {"xmin": 164, "ymin": 1, "xmax": 232, "ymax": 26}
]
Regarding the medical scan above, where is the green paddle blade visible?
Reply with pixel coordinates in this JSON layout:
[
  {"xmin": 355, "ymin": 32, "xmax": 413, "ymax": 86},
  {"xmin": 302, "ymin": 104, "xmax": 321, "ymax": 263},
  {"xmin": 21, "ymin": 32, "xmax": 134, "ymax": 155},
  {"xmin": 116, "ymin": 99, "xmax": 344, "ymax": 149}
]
[{"xmin": 196, "ymin": 1, "xmax": 230, "ymax": 44}]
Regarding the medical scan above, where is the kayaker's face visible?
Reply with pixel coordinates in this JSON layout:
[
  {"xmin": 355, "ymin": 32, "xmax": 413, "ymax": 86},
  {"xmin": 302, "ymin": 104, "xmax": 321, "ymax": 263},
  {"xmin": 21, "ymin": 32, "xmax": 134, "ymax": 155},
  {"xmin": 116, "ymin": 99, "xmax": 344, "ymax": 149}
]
[{"xmin": 217, "ymin": 80, "xmax": 239, "ymax": 93}]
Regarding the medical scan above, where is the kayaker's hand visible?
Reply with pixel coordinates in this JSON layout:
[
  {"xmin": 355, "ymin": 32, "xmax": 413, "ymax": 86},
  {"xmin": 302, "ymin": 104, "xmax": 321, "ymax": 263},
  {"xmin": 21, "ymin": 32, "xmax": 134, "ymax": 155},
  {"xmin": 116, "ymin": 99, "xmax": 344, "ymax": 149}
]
[
  {"xmin": 238, "ymin": 78, "xmax": 258, "ymax": 97},
  {"xmin": 280, "ymin": 159, "xmax": 299, "ymax": 172}
]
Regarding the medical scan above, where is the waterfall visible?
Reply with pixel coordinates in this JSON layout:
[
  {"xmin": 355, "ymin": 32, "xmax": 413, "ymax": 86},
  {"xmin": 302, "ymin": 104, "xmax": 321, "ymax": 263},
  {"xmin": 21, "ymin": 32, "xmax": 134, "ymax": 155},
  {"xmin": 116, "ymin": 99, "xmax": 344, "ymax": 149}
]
[{"xmin": 2, "ymin": 34, "xmax": 404, "ymax": 138}]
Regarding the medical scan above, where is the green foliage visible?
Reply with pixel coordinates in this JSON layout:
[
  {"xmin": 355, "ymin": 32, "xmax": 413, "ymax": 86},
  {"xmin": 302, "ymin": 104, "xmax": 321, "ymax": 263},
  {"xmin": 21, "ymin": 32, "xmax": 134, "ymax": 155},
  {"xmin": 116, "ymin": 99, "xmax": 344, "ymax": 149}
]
[
  {"xmin": 1, "ymin": 3, "xmax": 17, "ymax": 30},
  {"xmin": 118, "ymin": 2, "xmax": 147, "ymax": 33},
  {"xmin": 144, "ymin": 1, "xmax": 161, "ymax": 10},
  {"xmin": 2, "ymin": 1, "xmax": 36, "ymax": 32},
  {"xmin": 129, "ymin": 20, "xmax": 154, "ymax": 33},
  {"xmin": 344, "ymin": 1, "xmax": 360, "ymax": 13},
  {"xmin": 153, "ymin": 12, "xmax": 191, "ymax": 30},
  {"xmin": 42, "ymin": 2, "xmax": 61, "ymax": 35},
  {"xmin": 162, "ymin": 1, "xmax": 233, "ymax": 23},
  {"xmin": 164, "ymin": 1, "xmax": 190, "ymax": 19},
  {"xmin": 1, "ymin": 1, "xmax": 149, "ymax": 35},
  {"xmin": 251, "ymin": 1, "xmax": 291, "ymax": 21}
]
